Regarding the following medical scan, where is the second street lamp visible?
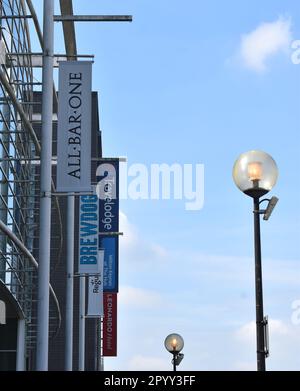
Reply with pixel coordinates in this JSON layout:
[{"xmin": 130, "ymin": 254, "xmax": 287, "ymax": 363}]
[
  {"xmin": 233, "ymin": 150, "xmax": 279, "ymax": 372},
  {"xmin": 164, "ymin": 333, "xmax": 184, "ymax": 371}
]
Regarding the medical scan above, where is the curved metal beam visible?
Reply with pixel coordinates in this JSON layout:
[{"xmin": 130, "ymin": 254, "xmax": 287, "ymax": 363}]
[
  {"xmin": 0, "ymin": 0, "xmax": 63, "ymax": 341},
  {"xmin": 0, "ymin": 219, "xmax": 61, "ymax": 336},
  {"xmin": 59, "ymin": 0, "xmax": 77, "ymax": 58},
  {"xmin": 0, "ymin": 280, "xmax": 25, "ymax": 319},
  {"xmin": 25, "ymin": 0, "xmax": 63, "ymax": 270},
  {"xmin": 0, "ymin": 71, "xmax": 63, "ymax": 268},
  {"xmin": 21, "ymin": 0, "xmax": 34, "ymax": 80},
  {"xmin": 25, "ymin": 0, "xmax": 44, "ymax": 49},
  {"xmin": 0, "ymin": 72, "xmax": 40, "ymax": 148},
  {"xmin": 26, "ymin": 0, "xmax": 58, "ymax": 102}
]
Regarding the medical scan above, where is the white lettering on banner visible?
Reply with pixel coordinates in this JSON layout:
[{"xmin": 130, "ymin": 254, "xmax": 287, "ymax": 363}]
[
  {"xmin": 101, "ymin": 185, "xmax": 115, "ymax": 231},
  {"xmin": 67, "ymin": 72, "xmax": 82, "ymax": 180},
  {"xmin": 106, "ymin": 296, "xmax": 113, "ymax": 341}
]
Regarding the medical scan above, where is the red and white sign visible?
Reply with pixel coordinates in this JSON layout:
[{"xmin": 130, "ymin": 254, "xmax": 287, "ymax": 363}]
[{"xmin": 103, "ymin": 293, "xmax": 117, "ymax": 356}]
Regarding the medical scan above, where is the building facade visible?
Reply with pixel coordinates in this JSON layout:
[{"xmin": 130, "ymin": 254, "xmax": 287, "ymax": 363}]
[{"xmin": 0, "ymin": 0, "xmax": 102, "ymax": 371}]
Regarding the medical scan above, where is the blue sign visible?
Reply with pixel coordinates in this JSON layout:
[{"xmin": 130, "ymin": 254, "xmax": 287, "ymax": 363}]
[
  {"xmin": 97, "ymin": 160, "xmax": 119, "ymax": 233},
  {"xmin": 78, "ymin": 195, "xmax": 99, "ymax": 274},
  {"xmin": 101, "ymin": 237, "xmax": 119, "ymax": 292},
  {"xmin": 97, "ymin": 159, "xmax": 120, "ymax": 292}
]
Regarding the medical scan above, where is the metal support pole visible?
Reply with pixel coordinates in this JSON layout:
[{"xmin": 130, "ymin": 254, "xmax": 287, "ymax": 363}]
[
  {"xmin": 53, "ymin": 15, "xmax": 132, "ymax": 22},
  {"xmin": 96, "ymin": 319, "xmax": 102, "ymax": 371},
  {"xmin": 79, "ymin": 276, "xmax": 86, "ymax": 371},
  {"xmin": 16, "ymin": 318, "xmax": 26, "ymax": 371},
  {"xmin": 99, "ymin": 318, "xmax": 104, "ymax": 371},
  {"xmin": 36, "ymin": 0, "xmax": 54, "ymax": 371},
  {"xmin": 65, "ymin": 196, "xmax": 75, "ymax": 370},
  {"xmin": 253, "ymin": 198, "xmax": 266, "ymax": 371},
  {"xmin": 0, "ymin": 102, "xmax": 10, "ymax": 282},
  {"xmin": 173, "ymin": 353, "xmax": 176, "ymax": 372}
]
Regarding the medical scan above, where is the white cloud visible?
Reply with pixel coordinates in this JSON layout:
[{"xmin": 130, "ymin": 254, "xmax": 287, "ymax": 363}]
[
  {"xmin": 127, "ymin": 355, "xmax": 170, "ymax": 371},
  {"xmin": 119, "ymin": 211, "xmax": 138, "ymax": 249},
  {"xmin": 234, "ymin": 361, "xmax": 256, "ymax": 371},
  {"xmin": 119, "ymin": 211, "xmax": 169, "ymax": 265},
  {"xmin": 269, "ymin": 319, "xmax": 290, "ymax": 335},
  {"xmin": 233, "ymin": 319, "xmax": 300, "ymax": 370},
  {"xmin": 119, "ymin": 285, "xmax": 163, "ymax": 309},
  {"xmin": 236, "ymin": 319, "xmax": 290, "ymax": 344},
  {"xmin": 235, "ymin": 320, "xmax": 256, "ymax": 343},
  {"xmin": 238, "ymin": 16, "xmax": 292, "ymax": 72}
]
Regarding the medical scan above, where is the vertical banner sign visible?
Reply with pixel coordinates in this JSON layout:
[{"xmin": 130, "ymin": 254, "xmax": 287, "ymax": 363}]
[
  {"xmin": 97, "ymin": 160, "xmax": 119, "ymax": 292},
  {"xmin": 78, "ymin": 195, "xmax": 99, "ymax": 274},
  {"xmin": 57, "ymin": 61, "xmax": 92, "ymax": 192},
  {"xmin": 87, "ymin": 250, "xmax": 104, "ymax": 317},
  {"xmin": 103, "ymin": 293, "xmax": 117, "ymax": 356},
  {"xmin": 101, "ymin": 237, "xmax": 118, "ymax": 293}
]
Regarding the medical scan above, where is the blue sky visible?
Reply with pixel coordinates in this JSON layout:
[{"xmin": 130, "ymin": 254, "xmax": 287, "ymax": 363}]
[{"xmin": 32, "ymin": 1, "xmax": 300, "ymax": 370}]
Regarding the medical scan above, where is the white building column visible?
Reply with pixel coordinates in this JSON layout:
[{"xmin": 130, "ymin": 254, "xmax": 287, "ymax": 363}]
[{"xmin": 16, "ymin": 318, "xmax": 26, "ymax": 371}]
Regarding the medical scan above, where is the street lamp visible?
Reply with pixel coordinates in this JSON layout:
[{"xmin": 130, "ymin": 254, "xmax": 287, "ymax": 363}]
[
  {"xmin": 164, "ymin": 333, "xmax": 184, "ymax": 371},
  {"xmin": 233, "ymin": 150, "xmax": 279, "ymax": 371}
]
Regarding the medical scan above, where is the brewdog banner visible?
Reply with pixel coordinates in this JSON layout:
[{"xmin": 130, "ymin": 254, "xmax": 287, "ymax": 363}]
[{"xmin": 78, "ymin": 195, "xmax": 99, "ymax": 274}]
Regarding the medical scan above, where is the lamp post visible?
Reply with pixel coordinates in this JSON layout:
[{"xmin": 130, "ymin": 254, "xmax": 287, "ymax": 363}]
[
  {"xmin": 233, "ymin": 150, "xmax": 279, "ymax": 372},
  {"xmin": 164, "ymin": 333, "xmax": 184, "ymax": 371}
]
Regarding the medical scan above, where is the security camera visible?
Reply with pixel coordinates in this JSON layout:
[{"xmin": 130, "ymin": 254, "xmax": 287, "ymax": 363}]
[{"xmin": 263, "ymin": 197, "xmax": 279, "ymax": 221}]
